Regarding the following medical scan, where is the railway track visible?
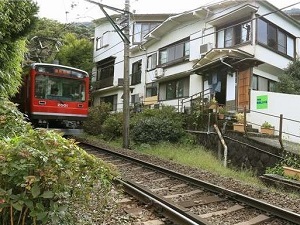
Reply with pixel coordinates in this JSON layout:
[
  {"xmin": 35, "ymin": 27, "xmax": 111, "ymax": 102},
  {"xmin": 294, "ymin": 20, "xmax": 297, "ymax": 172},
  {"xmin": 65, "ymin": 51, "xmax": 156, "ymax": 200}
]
[{"xmin": 77, "ymin": 141, "xmax": 300, "ymax": 225}]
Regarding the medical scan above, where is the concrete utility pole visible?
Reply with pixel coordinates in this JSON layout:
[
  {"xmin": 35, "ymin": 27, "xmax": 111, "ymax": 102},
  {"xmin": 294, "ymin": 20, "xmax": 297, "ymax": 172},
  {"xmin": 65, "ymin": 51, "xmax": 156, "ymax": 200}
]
[
  {"xmin": 123, "ymin": 0, "xmax": 130, "ymax": 149},
  {"xmin": 85, "ymin": 0, "xmax": 131, "ymax": 149}
]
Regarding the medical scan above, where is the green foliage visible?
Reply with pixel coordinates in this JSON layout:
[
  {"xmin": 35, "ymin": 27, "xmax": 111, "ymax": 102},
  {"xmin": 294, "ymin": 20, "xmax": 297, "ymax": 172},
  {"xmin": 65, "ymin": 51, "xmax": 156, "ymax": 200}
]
[
  {"xmin": 102, "ymin": 113, "xmax": 123, "ymax": 140},
  {"xmin": 261, "ymin": 121, "xmax": 273, "ymax": 129},
  {"xmin": 83, "ymin": 103, "xmax": 112, "ymax": 135},
  {"xmin": 26, "ymin": 18, "xmax": 94, "ymax": 64},
  {"xmin": 265, "ymin": 152, "xmax": 300, "ymax": 180},
  {"xmin": 131, "ymin": 107, "xmax": 184, "ymax": 144},
  {"xmin": 0, "ymin": 129, "xmax": 116, "ymax": 224},
  {"xmin": 0, "ymin": 98, "xmax": 32, "ymax": 139},
  {"xmin": 0, "ymin": 0, "xmax": 38, "ymax": 97},
  {"xmin": 55, "ymin": 33, "xmax": 94, "ymax": 73},
  {"xmin": 275, "ymin": 59, "xmax": 300, "ymax": 94},
  {"xmin": 0, "ymin": 0, "xmax": 38, "ymax": 42}
]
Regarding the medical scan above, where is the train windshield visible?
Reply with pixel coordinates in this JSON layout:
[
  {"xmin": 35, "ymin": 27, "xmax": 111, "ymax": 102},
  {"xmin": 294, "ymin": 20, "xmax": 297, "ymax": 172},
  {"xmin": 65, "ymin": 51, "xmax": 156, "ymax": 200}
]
[{"xmin": 35, "ymin": 75, "xmax": 86, "ymax": 102}]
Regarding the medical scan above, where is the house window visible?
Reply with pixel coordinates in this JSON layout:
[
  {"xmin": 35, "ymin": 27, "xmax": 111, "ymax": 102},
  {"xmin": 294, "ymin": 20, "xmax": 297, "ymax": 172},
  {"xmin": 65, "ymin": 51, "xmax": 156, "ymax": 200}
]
[
  {"xmin": 257, "ymin": 18, "xmax": 295, "ymax": 57},
  {"xmin": 147, "ymin": 53, "xmax": 157, "ymax": 71},
  {"xmin": 96, "ymin": 31, "xmax": 110, "ymax": 50},
  {"xmin": 252, "ymin": 74, "xmax": 276, "ymax": 92},
  {"xmin": 161, "ymin": 77, "xmax": 189, "ymax": 100},
  {"xmin": 133, "ymin": 22, "xmax": 161, "ymax": 43},
  {"xmin": 158, "ymin": 39, "xmax": 190, "ymax": 66},
  {"xmin": 96, "ymin": 37, "xmax": 102, "ymax": 50},
  {"xmin": 100, "ymin": 94, "xmax": 117, "ymax": 111},
  {"xmin": 96, "ymin": 57, "xmax": 115, "ymax": 81},
  {"xmin": 252, "ymin": 75, "xmax": 258, "ymax": 90},
  {"xmin": 146, "ymin": 82, "xmax": 157, "ymax": 97},
  {"xmin": 217, "ymin": 20, "xmax": 251, "ymax": 48},
  {"xmin": 131, "ymin": 60, "xmax": 142, "ymax": 85}
]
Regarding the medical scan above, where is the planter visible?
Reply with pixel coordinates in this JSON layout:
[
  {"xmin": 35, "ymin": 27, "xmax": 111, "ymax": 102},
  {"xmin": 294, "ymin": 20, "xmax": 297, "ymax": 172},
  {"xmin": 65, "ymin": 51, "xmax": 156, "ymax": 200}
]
[
  {"xmin": 218, "ymin": 114, "xmax": 225, "ymax": 120},
  {"xmin": 261, "ymin": 127, "xmax": 274, "ymax": 135},
  {"xmin": 233, "ymin": 123, "xmax": 244, "ymax": 132},
  {"xmin": 283, "ymin": 166, "xmax": 300, "ymax": 180}
]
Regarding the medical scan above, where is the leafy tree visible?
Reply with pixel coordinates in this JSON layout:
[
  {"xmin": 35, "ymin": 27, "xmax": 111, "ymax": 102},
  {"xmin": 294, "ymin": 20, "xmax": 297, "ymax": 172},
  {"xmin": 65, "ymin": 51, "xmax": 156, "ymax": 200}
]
[
  {"xmin": 0, "ymin": 0, "xmax": 38, "ymax": 98},
  {"xmin": 275, "ymin": 59, "xmax": 300, "ymax": 95},
  {"xmin": 56, "ymin": 33, "xmax": 94, "ymax": 73},
  {"xmin": 26, "ymin": 18, "xmax": 94, "ymax": 66}
]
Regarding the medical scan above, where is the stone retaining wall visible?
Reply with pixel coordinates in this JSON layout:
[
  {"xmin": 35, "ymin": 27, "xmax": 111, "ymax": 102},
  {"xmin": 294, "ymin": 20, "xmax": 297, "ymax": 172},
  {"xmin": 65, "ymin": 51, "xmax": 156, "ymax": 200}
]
[{"xmin": 194, "ymin": 131, "xmax": 283, "ymax": 175}]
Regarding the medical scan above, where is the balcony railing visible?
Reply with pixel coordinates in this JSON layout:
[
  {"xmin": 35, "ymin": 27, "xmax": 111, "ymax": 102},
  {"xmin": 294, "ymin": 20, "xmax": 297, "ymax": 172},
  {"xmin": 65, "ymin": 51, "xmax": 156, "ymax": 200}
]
[{"xmin": 92, "ymin": 77, "xmax": 114, "ymax": 90}]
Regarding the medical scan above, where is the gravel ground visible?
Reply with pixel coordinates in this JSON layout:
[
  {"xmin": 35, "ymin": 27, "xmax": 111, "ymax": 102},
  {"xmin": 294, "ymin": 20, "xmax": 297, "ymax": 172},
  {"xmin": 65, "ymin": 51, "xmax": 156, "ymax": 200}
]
[{"xmin": 76, "ymin": 137, "xmax": 300, "ymax": 216}]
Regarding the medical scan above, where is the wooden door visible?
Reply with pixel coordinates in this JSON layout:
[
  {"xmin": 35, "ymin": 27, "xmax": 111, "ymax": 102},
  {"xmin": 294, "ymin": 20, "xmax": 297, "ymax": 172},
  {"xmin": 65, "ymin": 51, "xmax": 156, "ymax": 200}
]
[{"xmin": 237, "ymin": 68, "xmax": 251, "ymax": 111}]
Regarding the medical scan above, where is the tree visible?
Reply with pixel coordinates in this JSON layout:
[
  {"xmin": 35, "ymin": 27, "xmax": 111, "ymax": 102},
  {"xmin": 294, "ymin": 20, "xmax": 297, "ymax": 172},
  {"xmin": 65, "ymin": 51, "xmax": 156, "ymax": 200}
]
[
  {"xmin": 25, "ymin": 18, "xmax": 95, "ymax": 65},
  {"xmin": 0, "ymin": 0, "xmax": 38, "ymax": 98},
  {"xmin": 55, "ymin": 33, "xmax": 94, "ymax": 73},
  {"xmin": 275, "ymin": 59, "xmax": 300, "ymax": 95}
]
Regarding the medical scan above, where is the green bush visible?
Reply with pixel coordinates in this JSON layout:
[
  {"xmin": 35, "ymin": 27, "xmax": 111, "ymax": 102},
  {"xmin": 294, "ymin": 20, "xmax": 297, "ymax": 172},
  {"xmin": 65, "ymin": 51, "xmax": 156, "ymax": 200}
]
[
  {"xmin": 0, "ymin": 129, "xmax": 117, "ymax": 224},
  {"xmin": 83, "ymin": 102, "xmax": 111, "ymax": 135},
  {"xmin": 0, "ymin": 98, "xmax": 32, "ymax": 139},
  {"xmin": 102, "ymin": 112, "xmax": 123, "ymax": 140},
  {"xmin": 130, "ymin": 106, "xmax": 184, "ymax": 144},
  {"xmin": 131, "ymin": 117, "xmax": 184, "ymax": 144}
]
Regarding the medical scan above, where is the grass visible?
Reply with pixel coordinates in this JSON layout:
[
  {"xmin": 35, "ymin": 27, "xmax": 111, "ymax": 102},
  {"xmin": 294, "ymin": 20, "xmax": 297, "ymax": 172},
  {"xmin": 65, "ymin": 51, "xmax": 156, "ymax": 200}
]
[
  {"xmin": 80, "ymin": 134, "xmax": 263, "ymax": 187},
  {"xmin": 137, "ymin": 141, "xmax": 262, "ymax": 186}
]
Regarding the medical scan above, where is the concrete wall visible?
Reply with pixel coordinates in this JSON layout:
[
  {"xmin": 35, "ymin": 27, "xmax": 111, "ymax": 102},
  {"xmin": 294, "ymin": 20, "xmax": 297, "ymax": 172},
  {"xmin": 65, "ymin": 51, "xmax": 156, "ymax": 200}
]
[{"xmin": 249, "ymin": 90, "xmax": 300, "ymax": 143}]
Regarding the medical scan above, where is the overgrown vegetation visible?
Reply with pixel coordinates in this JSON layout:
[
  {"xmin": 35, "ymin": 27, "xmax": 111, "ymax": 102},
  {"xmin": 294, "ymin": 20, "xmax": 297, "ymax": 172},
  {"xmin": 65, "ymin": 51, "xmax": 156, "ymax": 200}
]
[
  {"xmin": 0, "ymin": 0, "xmax": 38, "ymax": 98},
  {"xmin": 83, "ymin": 103, "xmax": 112, "ymax": 135},
  {"xmin": 0, "ymin": 2, "xmax": 120, "ymax": 224},
  {"xmin": 130, "ymin": 106, "xmax": 184, "ymax": 144},
  {"xmin": 266, "ymin": 152, "xmax": 300, "ymax": 180},
  {"xmin": 275, "ymin": 58, "xmax": 300, "ymax": 94},
  {"xmin": 0, "ymin": 99, "xmax": 119, "ymax": 224}
]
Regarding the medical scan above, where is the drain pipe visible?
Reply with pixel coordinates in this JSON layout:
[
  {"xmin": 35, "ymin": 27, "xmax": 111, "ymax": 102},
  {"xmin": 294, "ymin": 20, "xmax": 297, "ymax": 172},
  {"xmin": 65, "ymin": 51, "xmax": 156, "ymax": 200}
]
[
  {"xmin": 214, "ymin": 124, "xmax": 228, "ymax": 167},
  {"xmin": 220, "ymin": 57, "xmax": 233, "ymax": 68}
]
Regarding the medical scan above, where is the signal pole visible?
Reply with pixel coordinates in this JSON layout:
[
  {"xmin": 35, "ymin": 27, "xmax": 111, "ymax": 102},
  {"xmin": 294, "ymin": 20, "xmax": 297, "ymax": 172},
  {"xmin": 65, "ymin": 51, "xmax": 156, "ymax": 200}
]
[
  {"xmin": 85, "ymin": 0, "xmax": 131, "ymax": 148},
  {"xmin": 123, "ymin": 0, "xmax": 130, "ymax": 149}
]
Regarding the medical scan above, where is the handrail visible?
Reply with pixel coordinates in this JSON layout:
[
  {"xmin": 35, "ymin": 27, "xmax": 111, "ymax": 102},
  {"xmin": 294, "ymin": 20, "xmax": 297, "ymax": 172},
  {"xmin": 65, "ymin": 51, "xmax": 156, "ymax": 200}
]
[{"xmin": 214, "ymin": 124, "xmax": 228, "ymax": 167}]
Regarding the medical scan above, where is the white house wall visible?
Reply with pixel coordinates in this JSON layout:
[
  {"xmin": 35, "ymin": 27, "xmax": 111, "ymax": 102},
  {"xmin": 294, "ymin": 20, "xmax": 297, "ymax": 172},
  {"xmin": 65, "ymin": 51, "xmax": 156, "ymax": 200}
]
[
  {"xmin": 93, "ymin": 21, "xmax": 124, "ymax": 84},
  {"xmin": 249, "ymin": 90, "xmax": 300, "ymax": 143}
]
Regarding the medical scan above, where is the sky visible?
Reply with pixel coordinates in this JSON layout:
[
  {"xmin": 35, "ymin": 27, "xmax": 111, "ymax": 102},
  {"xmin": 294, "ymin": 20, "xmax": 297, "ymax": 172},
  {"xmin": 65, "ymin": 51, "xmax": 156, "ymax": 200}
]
[{"xmin": 35, "ymin": 0, "xmax": 300, "ymax": 24}]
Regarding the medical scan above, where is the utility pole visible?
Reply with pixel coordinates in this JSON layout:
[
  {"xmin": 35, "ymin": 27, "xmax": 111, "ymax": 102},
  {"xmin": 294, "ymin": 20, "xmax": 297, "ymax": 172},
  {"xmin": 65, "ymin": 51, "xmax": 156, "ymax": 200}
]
[
  {"xmin": 123, "ymin": 0, "xmax": 130, "ymax": 149},
  {"xmin": 85, "ymin": 0, "xmax": 131, "ymax": 148}
]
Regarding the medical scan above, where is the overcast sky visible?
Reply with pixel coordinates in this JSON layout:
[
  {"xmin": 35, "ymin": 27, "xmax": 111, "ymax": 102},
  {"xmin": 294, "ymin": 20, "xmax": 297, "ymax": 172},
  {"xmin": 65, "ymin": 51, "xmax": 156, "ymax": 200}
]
[{"xmin": 35, "ymin": 0, "xmax": 300, "ymax": 23}]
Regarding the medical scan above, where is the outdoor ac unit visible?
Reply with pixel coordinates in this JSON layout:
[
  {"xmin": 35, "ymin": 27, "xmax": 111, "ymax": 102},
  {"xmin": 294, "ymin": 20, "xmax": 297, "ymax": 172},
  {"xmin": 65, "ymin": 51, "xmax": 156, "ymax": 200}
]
[
  {"xmin": 200, "ymin": 43, "xmax": 212, "ymax": 55},
  {"xmin": 154, "ymin": 68, "xmax": 164, "ymax": 78}
]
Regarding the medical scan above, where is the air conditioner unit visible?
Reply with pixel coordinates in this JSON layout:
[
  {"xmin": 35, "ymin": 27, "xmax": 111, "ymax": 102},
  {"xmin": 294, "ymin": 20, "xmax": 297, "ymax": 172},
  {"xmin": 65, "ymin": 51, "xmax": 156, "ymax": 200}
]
[
  {"xmin": 154, "ymin": 68, "xmax": 164, "ymax": 78},
  {"xmin": 200, "ymin": 43, "xmax": 213, "ymax": 55}
]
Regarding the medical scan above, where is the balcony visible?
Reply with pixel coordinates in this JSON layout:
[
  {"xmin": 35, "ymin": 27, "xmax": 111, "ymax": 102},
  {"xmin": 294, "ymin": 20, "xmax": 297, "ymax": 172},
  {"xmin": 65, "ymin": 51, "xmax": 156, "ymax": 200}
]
[{"xmin": 92, "ymin": 76, "xmax": 114, "ymax": 90}]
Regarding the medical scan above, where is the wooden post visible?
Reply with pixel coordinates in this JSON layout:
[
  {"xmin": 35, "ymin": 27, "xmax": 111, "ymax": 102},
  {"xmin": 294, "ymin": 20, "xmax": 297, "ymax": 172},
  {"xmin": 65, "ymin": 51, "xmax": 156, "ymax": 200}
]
[{"xmin": 279, "ymin": 114, "xmax": 284, "ymax": 149}]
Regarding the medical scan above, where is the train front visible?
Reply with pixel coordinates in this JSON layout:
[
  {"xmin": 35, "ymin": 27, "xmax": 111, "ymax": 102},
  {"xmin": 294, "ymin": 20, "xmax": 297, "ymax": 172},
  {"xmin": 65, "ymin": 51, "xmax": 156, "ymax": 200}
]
[{"xmin": 29, "ymin": 63, "xmax": 89, "ymax": 129}]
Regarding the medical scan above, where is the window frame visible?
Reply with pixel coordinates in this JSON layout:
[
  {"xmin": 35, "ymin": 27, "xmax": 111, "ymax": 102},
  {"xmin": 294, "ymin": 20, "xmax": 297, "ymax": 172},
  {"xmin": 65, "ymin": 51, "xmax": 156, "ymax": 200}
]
[
  {"xmin": 217, "ymin": 18, "xmax": 252, "ymax": 48},
  {"xmin": 131, "ymin": 60, "xmax": 142, "ymax": 85},
  {"xmin": 256, "ymin": 17, "xmax": 295, "ymax": 58},
  {"xmin": 163, "ymin": 77, "xmax": 189, "ymax": 100},
  {"xmin": 158, "ymin": 38, "xmax": 190, "ymax": 67},
  {"xmin": 96, "ymin": 57, "xmax": 115, "ymax": 81},
  {"xmin": 133, "ymin": 22, "xmax": 161, "ymax": 44},
  {"xmin": 147, "ymin": 53, "xmax": 157, "ymax": 71}
]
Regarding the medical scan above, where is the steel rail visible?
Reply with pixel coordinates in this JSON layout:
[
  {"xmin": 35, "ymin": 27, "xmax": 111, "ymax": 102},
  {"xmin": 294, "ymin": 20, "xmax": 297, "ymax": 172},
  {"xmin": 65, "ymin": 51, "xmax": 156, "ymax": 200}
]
[
  {"xmin": 79, "ymin": 142, "xmax": 300, "ymax": 224},
  {"xmin": 117, "ymin": 178, "xmax": 210, "ymax": 225}
]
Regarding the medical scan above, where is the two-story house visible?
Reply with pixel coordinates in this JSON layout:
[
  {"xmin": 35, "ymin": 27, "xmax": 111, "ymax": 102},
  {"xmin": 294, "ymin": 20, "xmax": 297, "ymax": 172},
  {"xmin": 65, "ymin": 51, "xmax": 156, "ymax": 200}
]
[
  {"xmin": 92, "ymin": 0, "xmax": 300, "ymax": 113},
  {"xmin": 92, "ymin": 14, "xmax": 173, "ymax": 111}
]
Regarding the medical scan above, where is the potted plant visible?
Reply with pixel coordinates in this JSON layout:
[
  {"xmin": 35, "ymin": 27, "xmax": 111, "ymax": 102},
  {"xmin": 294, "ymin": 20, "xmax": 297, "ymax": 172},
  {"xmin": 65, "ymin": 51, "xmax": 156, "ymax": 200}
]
[
  {"xmin": 233, "ymin": 112, "xmax": 245, "ymax": 132},
  {"xmin": 260, "ymin": 121, "xmax": 274, "ymax": 135},
  {"xmin": 217, "ymin": 106, "xmax": 227, "ymax": 120}
]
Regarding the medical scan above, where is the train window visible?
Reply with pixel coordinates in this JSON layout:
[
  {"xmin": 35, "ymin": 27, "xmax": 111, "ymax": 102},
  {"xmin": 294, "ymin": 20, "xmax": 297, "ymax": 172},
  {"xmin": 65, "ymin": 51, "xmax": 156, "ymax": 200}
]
[{"xmin": 34, "ymin": 75, "xmax": 85, "ymax": 102}]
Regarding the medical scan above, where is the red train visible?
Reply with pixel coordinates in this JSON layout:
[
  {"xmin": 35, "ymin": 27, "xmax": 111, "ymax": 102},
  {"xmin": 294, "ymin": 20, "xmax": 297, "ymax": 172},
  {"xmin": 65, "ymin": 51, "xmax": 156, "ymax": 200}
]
[{"xmin": 14, "ymin": 63, "xmax": 89, "ymax": 129}]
